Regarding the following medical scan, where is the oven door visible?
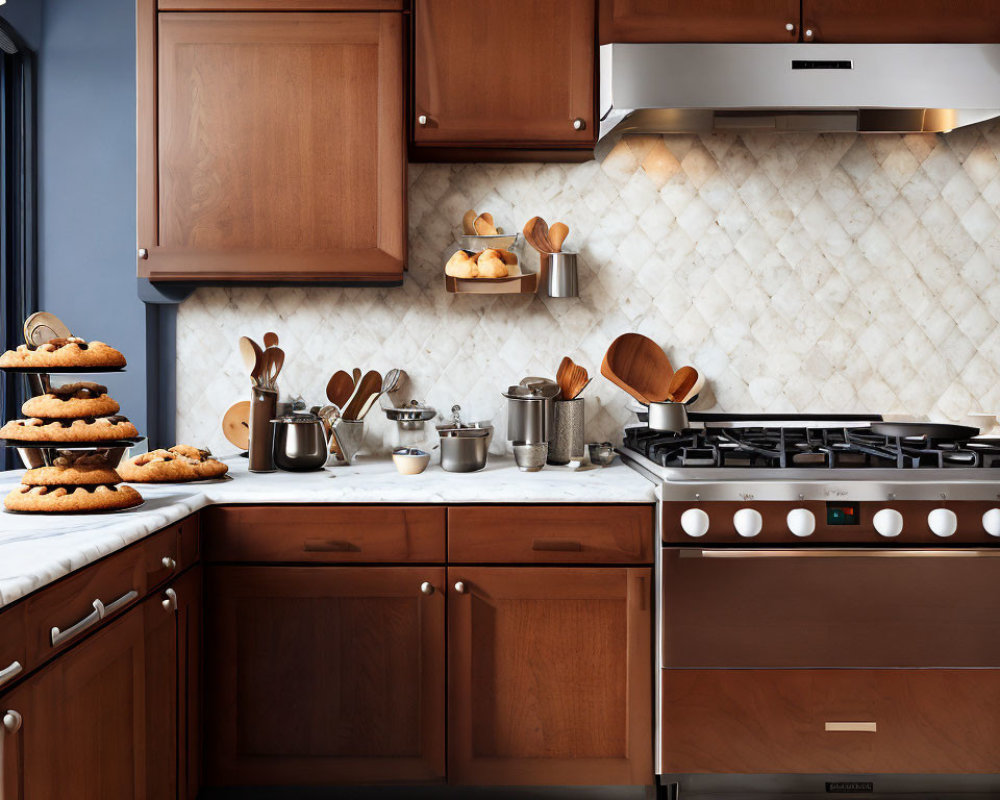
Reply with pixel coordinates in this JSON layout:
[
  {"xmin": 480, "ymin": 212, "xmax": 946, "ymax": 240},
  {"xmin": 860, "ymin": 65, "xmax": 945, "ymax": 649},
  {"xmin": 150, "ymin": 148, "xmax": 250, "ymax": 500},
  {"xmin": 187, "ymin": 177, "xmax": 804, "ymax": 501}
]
[{"xmin": 659, "ymin": 547, "xmax": 1000, "ymax": 786}]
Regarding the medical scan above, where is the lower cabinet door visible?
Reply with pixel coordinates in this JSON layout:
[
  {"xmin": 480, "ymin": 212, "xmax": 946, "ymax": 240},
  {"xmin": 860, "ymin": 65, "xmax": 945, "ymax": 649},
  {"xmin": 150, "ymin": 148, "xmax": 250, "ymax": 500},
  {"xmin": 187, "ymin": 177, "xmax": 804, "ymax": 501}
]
[
  {"xmin": 174, "ymin": 567, "xmax": 203, "ymax": 800},
  {"xmin": 144, "ymin": 589, "xmax": 179, "ymax": 800},
  {"xmin": 0, "ymin": 682, "xmax": 30, "ymax": 800},
  {"xmin": 448, "ymin": 567, "xmax": 652, "ymax": 785},
  {"xmin": 204, "ymin": 566, "xmax": 446, "ymax": 785},
  {"xmin": 662, "ymin": 669, "xmax": 1000, "ymax": 774},
  {"xmin": 21, "ymin": 609, "xmax": 146, "ymax": 799}
]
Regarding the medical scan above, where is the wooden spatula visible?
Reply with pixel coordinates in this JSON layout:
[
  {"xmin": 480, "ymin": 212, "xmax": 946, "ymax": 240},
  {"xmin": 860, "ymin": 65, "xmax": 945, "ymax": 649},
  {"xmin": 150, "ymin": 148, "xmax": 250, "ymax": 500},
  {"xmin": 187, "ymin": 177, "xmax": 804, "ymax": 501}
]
[
  {"xmin": 601, "ymin": 333, "xmax": 674, "ymax": 404},
  {"xmin": 666, "ymin": 366, "xmax": 699, "ymax": 403},
  {"xmin": 556, "ymin": 356, "xmax": 574, "ymax": 399}
]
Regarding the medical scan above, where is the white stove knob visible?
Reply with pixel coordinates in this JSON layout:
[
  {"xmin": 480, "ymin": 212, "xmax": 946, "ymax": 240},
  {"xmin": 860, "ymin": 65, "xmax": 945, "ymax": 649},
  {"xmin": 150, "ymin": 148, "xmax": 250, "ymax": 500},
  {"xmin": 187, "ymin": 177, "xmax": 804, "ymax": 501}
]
[
  {"xmin": 680, "ymin": 508, "xmax": 710, "ymax": 538},
  {"xmin": 928, "ymin": 508, "xmax": 957, "ymax": 538},
  {"xmin": 873, "ymin": 508, "xmax": 903, "ymax": 538},
  {"xmin": 786, "ymin": 508, "xmax": 816, "ymax": 538},
  {"xmin": 983, "ymin": 508, "xmax": 1000, "ymax": 537},
  {"xmin": 733, "ymin": 508, "xmax": 762, "ymax": 538}
]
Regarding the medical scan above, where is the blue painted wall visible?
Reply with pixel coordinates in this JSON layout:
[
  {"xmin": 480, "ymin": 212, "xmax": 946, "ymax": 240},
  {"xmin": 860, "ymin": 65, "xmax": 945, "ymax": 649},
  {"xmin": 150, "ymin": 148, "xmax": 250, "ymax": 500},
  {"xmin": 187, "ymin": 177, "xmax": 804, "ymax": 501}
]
[{"xmin": 2, "ymin": 0, "xmax": 148, "ymax": 435}]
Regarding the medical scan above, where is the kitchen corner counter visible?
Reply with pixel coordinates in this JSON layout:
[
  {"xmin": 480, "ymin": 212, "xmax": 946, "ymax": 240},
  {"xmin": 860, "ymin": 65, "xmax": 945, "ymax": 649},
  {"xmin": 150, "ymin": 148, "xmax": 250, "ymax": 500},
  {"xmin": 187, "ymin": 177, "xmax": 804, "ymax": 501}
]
[{"xmin": 0, "ymin": 455, "xmax": 654, "ymax": 609}]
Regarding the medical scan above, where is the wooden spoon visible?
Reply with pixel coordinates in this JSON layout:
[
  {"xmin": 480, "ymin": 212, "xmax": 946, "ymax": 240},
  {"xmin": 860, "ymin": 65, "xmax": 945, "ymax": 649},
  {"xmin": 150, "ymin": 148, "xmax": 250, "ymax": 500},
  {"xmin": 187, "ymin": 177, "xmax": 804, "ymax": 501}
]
[
  {"xmin": 601, "ymin": 333, "xmax": 675, "ymax": 404},
  {"xmin": 676, "ymin": 369, "xmax": 705, "ymax": 404},
  {"xmin": 522, "ymin": 216, "xmax": 555, "ymax": 254},
  {"xmin": 556, "ymin": 356, "xmax": 574, "ymax": 399},
  {"xmin": 239, "ymin": 336, "xmax": 263, "ymax": 386},
  {"xmin": 342, "ymin": 370, "xmax": 382, "ymax": 421},
  {"xmin": 326, "ymin": 370, "xmax": 355, "ymax": 409},
  {"xmin": 568, "ymin": 363, "xmax": 589, "ymax": 400},
  {"xmin": 666, "ymin": 366, "xmax": 699, "ymax": 403},
  {"xmin": 549, "ymin": 222, "xmax": 569, "ymax": 253},
  {"xmin": 263, "ymin": 331, "xmax": 279, "ymax": 348},
  {"xmin": 462, "ymin": 209, "xmax": 478, "ymax": 235},
  {"xmin": 260, "ymin": 347, "xmax": 285, "ymax": 391}
]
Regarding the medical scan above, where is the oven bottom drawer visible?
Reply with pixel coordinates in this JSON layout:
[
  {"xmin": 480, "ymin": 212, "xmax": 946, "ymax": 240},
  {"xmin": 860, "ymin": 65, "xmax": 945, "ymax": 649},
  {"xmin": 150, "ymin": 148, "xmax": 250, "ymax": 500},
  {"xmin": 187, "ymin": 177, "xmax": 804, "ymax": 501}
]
[{"xmin": 662, "ymin": 669, "xmax": 1000, "ymax": 774}]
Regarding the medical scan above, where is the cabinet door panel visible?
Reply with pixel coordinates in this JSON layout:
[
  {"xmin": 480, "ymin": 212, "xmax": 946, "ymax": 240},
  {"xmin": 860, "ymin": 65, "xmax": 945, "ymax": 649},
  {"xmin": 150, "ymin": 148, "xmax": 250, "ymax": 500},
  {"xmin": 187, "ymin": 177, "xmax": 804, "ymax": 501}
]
[
  {"xmin": 205, "ymin": 566, "xmax": 445, "ymax": 785},
  {"xmin": 600, "ymin": 0, "xmax": 800, "ymax": 43},
  {"xmin": 22, "ymin": 611, "xmax": 145, "ymax": 799},
  {"xmin": 802, "ymin": 0, "xmax": 1000, "ymax": 43},
  {"xmin": 175, "ymin": 567, "xmax": 203, "ymax": 800},
  {"xmin": 448, "ymin": 567, "xmax": 652, "ymax": 785},
  {"xmin": 144, "ymin": 12, "xmax": 405, "ymax": 281},
  {"xmin": 662, "ymin": 669, "xmax": 1000, "ymax": 774},
  {"xmin": 144, "ymin": 591, "xmax": 179, "ymax": 800},
  {"xmin": 414, "ymin": 0, "xmax": 594, "ymax": 146},
  {"xmin": 0, "ymin": 683, "xmax": 29, "ymax": 800}
]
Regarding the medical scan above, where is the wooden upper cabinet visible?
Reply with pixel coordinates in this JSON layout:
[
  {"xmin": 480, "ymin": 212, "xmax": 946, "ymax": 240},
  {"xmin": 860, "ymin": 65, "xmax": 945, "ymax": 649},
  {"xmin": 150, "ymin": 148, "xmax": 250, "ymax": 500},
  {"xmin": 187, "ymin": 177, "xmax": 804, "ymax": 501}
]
[
  {"xmin": 204, "ymin": 566, "xmax": 446, "ymax": 786},
  {"xmin": 801, "ymin": 0, "xmax": 1000, "ymax": 43},
  {"xmin": 448, "ymin": 567, "xmax": 652, "ymax": 785},
  {"xmin": 600, "ymin": 0, "xmax": 801, "ymax": 43},
  {"xmin": 413, "ymin": 0, "xmax": 595, "ymax": 149},
  {"xmin": 139, "ymin": 10, "xmax": 406, "ymax": 282}
]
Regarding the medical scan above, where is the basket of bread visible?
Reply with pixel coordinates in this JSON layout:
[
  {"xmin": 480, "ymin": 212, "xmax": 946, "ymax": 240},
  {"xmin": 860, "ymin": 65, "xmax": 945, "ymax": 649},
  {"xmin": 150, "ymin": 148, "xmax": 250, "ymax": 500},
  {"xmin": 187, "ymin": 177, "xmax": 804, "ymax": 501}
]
[{"xmin": 444, "ymin": 210, "xmax": 539, "ymax": 294}]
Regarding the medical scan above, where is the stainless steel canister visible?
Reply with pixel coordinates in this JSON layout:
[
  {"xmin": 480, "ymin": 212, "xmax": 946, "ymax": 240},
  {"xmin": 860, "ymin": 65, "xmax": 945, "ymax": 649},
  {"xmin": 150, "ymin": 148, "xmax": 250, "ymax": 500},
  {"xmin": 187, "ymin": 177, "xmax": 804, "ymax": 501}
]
[
  {"xmin": 504, "ymin": 383, "xmax": 557, "ymax": 444},
  {"xmin": 647, "ymin": 401, "xmax": 688, "ymax": 433},
  {"xmin": 547, "ymin": 398, "xmax": 585, "ymax": 465},
  {"xmin": 542, "ymin": 252, "xmax": 579, "ymax": 298}
]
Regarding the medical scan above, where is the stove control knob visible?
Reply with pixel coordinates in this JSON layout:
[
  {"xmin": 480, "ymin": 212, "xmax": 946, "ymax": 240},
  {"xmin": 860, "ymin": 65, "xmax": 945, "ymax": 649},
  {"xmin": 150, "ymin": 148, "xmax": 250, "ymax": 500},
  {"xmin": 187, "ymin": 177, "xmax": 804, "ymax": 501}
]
[
  {"xmin": 873, "ymin": 508, "xmax": 903, "ymax": 538},
  {"xmin": 786, "ymin": 508, "xmax": 816, "ymax": 538},
  {"xmin": 680, "ymin": 508, "xmax": 710, "ymax": 538},
  {"xmin": 928, "ymin": 508, "xmax": 957, "ymax": 538},
  {"xmin": 983, "ymin": 508, "xmax": 1000, "ymax": 537},
  {"xmin": 733, "ymin": 508, "xmax": 762, "ymax": 538}
]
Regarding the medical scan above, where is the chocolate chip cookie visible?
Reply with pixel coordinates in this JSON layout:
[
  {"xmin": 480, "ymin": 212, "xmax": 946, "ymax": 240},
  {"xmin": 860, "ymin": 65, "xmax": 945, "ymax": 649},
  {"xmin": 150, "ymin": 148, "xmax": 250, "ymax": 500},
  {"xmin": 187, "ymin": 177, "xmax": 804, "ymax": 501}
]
[
  {"xmin": 0, "ymin": 337, "xmax": 126, "ymax": 369},
  {"xmin": 4, "ymin": 483, "xmax": 143, "ymax": 513},
  {"xmin": 118, "ymin": 445, "xmax": 228, "ymax": 483},
  {"xmin": 0, "ymin": 415, "xmax": 139, "ymax": 442},
  {"xmin": 22, "ymin": 382, "xmax": 120, "ymax": 419}
]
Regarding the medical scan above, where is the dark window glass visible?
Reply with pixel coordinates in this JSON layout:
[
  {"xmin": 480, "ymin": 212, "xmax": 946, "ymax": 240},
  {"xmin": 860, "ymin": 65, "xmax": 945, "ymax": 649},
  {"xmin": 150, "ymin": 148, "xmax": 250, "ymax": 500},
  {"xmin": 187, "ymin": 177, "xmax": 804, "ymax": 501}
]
[{"xmin": 0, "ymin": 20, "xmax": 36, "ymax": 470}]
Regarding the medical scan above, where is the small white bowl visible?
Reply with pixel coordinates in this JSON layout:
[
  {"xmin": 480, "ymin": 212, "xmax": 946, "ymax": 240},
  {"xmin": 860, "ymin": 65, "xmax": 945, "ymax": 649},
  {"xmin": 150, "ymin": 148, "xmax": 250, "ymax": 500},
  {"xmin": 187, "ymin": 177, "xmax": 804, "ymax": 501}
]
[{"xmin": 392, "ymin": 448, "xmax": 430, "ymax": 475}]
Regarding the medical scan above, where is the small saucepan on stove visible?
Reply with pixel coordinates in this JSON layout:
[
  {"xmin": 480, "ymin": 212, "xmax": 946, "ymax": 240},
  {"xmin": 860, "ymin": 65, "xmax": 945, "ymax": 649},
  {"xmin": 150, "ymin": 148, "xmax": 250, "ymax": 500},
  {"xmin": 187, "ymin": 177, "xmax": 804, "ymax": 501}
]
[{"xmin": 647, "ymin": 401, "xmax": 689, "ymax": 433}]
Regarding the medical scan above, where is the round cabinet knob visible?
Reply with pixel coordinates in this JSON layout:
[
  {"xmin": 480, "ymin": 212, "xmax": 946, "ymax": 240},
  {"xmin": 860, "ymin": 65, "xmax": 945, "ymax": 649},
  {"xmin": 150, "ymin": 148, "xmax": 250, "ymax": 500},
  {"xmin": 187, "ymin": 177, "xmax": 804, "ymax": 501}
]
[
  {"xmin": 161, "ymin": 556, "xmax": 176, "ymax": 571},
  {"xmin": 873, "ymin": 508, "xmax": 904, "ymax": 538},
  {"xmin": 804, "ymin": 28, "xmax": 814, "ymax": 39},
  {"xmin": 733, "ymin": 508, "xmax": 762, "ymax": 538},
  {"xmin": 572, "ymin": 118, "xmax": 586, "ymax": 131},
  {"xmin": 454, "ymin": 581, "xmax": 467, "ymax": 594},
  {"xmin": 983, "ymin": 508, "xmax": 1000, "ymax": 537},
  {"xmin": 417, "ymin": 114, "xmax": 428, "ymax": 126},
  {"xmin": 928, "ymin": 508, "xmax": 957, "ymax": 538},
  {"xmin": 680, "ymin": 508, "xmax": 710, "ymax": 538},
  {"xmin": 785, "ymin": 22, "xmax": 795, "ymax": 32},
  {"xmin": 138, "ymin": 248, "xmax": 148, "ymax": 259},
  {"xmin": 3, "ymin": 709, "xmax": 22, "ymax": 735},
  {"xmin": 420, "ymin": 581, "xmax": 435, "ymax": 596},
  {"xmin": 161, "ymin": 588, "xmax": 178, "ymax": 613},
  {"xmin": 787, "ymin": 508, "xmax": 816, "ymax": 538}
]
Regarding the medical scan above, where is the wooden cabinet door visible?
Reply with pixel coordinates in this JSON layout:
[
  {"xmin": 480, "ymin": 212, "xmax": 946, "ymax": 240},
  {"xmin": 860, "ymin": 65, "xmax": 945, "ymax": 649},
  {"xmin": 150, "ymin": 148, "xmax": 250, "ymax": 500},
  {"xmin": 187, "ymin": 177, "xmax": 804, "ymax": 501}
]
[
  {"xmin": 448, "ymin": 567, "xmax": 652, "ymax": 785},
  {"xmin": 21, "ymin": 609, "xmax": 146, "ymax": 799},
  {"xmin": 140, "ymin": 11, "xmax": 405, "ymax": 282},
  {"xmin": 600, "ymin": 0, "xmax": 801, "ymax": 43},
  {"xmin": 801, "ymin": 0, "xmax": 1000, "ymax": 42},
  {"xmin": 174, "ymin": 567, "xmax": 202, "ymax": 800},
  {"xmin": 204, "ymin": 566, "xmax": 446, "ymax": 786},
  {"xmin": 144, "ymin": 590, "xmax": 179, "ymax": 800},
  {"xmin": 413, "ymin": 0, "xmax": 595, "ymax": 147},
  {"xmin": 0, "ymin": 683, "xmax": 30, "ymax": 800}
]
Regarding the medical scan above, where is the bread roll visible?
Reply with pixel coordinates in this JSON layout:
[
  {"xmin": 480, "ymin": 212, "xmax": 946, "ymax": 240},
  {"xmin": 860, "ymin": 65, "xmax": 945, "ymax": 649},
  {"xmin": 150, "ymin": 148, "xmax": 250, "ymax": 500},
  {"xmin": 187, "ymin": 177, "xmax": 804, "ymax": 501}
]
[
  {"xmin": 498, "ymin": 249, "xmax": 518, "ymax": 266},
  {"xmin": 446, "ymin": 250, "xmax": 478, "ymax": 279},
  {"xmin": 476, "ymin": 252, "xmax": 509, "ymax": 279}
]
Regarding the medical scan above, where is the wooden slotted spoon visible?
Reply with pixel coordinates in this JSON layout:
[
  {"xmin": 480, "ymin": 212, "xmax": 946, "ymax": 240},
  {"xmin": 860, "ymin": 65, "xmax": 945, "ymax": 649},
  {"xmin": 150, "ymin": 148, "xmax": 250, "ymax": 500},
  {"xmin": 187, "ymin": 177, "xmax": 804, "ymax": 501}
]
[{"xmin": 601, "ymin": 333, "xmax": 674, "ymax": 404}]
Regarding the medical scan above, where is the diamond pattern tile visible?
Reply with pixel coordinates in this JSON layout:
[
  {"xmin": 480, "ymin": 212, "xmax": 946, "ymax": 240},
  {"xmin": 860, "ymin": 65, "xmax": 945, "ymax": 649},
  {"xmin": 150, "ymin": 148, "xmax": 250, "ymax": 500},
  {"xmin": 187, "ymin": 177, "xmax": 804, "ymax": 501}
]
[{"xmin": 177, "ymin": 123, "xmax": 1000, "ymax": 456}]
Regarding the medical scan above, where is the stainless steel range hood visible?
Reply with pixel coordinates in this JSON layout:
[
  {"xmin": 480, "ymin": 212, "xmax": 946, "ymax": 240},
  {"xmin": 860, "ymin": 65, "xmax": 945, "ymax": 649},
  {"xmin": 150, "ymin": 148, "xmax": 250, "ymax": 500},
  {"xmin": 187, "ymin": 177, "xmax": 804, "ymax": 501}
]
[{"xmin": 597, "ymin": 43, "xmax": 1000, "ymax": 158}]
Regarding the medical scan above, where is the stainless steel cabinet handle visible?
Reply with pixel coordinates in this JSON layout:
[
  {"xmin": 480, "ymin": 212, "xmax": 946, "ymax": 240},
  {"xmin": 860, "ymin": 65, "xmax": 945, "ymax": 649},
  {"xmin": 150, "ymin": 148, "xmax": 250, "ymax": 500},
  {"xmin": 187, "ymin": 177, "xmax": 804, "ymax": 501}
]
[
  {"xmin": 51, "ymin": 599, "xmax": 104, "ymax": 647},
  {"xmin": 103, "ymin": 589, "xmax": 139, "ymax": 616},
  {"xmin": 454, "ymin": 581, "xmax": 467, "ymax": 594},
  {"xmin": 417, "ymin": 114, "xmax": 428, "ymax": 126},
  {"xmin": 826, "ymin": 721, "xmax": 876, "ymax": 732},
  {"xmin": 303, "ymin": 539, "xmax": 358, "ymax": 553},
  {"xmin": 420, "ymin": 582, "xmax": 435, "ymax": 596},
  {"xmin": 162, "ymin": 588, "xmax": 178, "ymax": 613},
  {"xmin": 572, "ymin": 118, "xmax": 586, "ymax": 131},
  {"xmin": 686, "ymin": 549, "xmax": 1000, "ymax": 559},
  {"xmin": 0, "ymin": 661, "xmax": 21, "ymax": 690},
  {"xmin": 161, "ymin": 556, "xmax": 176, "ymax": 570}
]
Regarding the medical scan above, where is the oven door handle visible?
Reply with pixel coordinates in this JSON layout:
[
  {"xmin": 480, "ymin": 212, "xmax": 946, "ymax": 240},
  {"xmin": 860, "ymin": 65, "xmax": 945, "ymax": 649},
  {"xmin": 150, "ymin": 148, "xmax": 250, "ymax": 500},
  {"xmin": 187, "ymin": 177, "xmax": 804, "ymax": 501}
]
[{"xmin": 682, "ymin": 549, "xmax": 1000, "ymax": 558}]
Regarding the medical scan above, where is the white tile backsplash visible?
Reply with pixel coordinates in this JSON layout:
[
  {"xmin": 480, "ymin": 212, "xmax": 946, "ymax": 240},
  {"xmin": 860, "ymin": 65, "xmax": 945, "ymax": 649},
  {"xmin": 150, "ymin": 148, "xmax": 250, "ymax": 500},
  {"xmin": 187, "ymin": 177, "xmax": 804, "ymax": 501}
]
[{"xmin": 177, "ymin": 125, "xmax": 1000, "ymax": 456}]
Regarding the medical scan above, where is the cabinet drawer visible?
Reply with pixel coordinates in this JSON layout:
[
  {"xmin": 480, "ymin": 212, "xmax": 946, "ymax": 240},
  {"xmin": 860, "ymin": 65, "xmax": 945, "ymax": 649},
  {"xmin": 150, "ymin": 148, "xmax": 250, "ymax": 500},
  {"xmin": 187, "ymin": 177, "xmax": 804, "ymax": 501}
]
[
  {"xmin": 0, "ymin": 604, "xmax": 27, "ymax": 692},
  {"xmin": 159, "ymin": 0, "xmax": 403, "ymax": 8},
  {"xmin": 662, "ymin": 669, "xmax": 1000, "ymax": 774},
  {"xmin": 24, "ymin": 528, "xmax": 175, "ymax": 665},
  {"xmin": 448, "ymin": 505, "xmax": 654, "ymax": 563},
  {"xmin": 203, "ymin": 505, "xmax": 446, "ymax": 563}
]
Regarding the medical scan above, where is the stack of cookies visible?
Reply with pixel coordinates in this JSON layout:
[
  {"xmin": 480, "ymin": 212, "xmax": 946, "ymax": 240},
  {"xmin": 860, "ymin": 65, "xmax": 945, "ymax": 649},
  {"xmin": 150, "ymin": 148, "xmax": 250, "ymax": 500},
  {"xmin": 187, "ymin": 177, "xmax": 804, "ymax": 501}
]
[{"xmin": 0, "ymin": 334, "xmax": 143, "ymax": 514}]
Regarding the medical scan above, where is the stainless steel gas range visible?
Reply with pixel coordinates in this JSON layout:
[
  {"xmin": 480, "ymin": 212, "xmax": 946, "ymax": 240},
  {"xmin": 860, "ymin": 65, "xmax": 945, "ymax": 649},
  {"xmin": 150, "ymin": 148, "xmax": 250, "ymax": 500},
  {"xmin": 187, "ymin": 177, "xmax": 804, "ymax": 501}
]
[{"xmin": 620, "ymin": 413, "xmax": 1000, "ymax": 800}]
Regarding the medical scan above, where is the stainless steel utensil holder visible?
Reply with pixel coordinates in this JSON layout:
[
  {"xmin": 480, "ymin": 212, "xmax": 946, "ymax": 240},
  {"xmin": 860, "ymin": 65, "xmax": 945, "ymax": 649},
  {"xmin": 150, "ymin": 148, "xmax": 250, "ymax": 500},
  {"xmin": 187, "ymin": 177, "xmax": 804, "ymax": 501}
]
[
  {"xmin": 548, "ymin": 398, "xmax": 585, "ymax": 465},
  {"xmin": 249, "ymin": 387, "xmax": 278, "ymax": 472},
  {"xmin": 330, "ymin": 418, "xmax": 364, "ymax": 466}
]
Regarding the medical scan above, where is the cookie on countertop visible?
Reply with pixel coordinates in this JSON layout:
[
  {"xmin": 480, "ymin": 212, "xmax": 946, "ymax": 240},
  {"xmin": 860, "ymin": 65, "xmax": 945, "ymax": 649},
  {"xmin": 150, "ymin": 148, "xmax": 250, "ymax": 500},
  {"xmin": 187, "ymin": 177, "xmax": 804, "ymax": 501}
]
[
  {"xmin": 0, "ymin": 337, "xmax": 126, "ymax": 369},
  {"xmin": 117, "ymin": 445, "xmax": 228, "ymax": 483},
  {"xmin": 0, "ymin": 415, "xmax": 139, "ymax": 442},
  {"xmin": 4, "ymin": 483, "xmax": 142, "ymax": 513},
  {"xmin": 22, "ymin": 381, "xmax": 120, "ymax": 419}
]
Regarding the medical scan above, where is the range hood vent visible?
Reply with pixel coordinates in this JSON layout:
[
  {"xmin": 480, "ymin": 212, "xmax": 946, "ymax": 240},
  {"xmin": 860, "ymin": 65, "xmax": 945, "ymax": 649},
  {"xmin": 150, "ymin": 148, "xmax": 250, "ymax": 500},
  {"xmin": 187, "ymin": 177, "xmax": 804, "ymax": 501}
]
[{"xmin": 597, "ymin": 43, "xmax": 1000, "ymax": 158}]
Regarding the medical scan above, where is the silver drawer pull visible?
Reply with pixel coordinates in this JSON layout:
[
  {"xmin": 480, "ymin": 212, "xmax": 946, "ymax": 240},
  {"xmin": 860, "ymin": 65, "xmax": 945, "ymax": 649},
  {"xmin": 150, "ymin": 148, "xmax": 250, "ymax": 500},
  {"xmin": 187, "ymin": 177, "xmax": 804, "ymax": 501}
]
[
  {"xmin": 826, "ymin": 721, "xmax": 877, "ymax": 732},
  {"xmin": 161, "ymin": 588, "xmax": 178, "ymax": 613},
  {"xmin": 103, "ymin": 589, "xmax": 138, "ymax": 616},
  {"xmin": 51, "ymin": 599, "xmax": 104, "ymax": 647},
  {"xmin": 0, "ymin": 661, "xmax": 22, "ymax": 689},
  {"xmin": 532, "ymin": 539, "xmax": 583, "ymax": 552}
]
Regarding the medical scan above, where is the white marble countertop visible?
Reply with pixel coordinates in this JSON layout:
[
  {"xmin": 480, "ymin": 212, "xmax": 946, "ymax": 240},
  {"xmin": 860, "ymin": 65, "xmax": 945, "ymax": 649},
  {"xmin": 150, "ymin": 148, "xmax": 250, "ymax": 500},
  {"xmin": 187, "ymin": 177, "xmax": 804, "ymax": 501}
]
[{"xmin": 0, "ymin": 455, "xmax": 654, "ymax": 609}]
